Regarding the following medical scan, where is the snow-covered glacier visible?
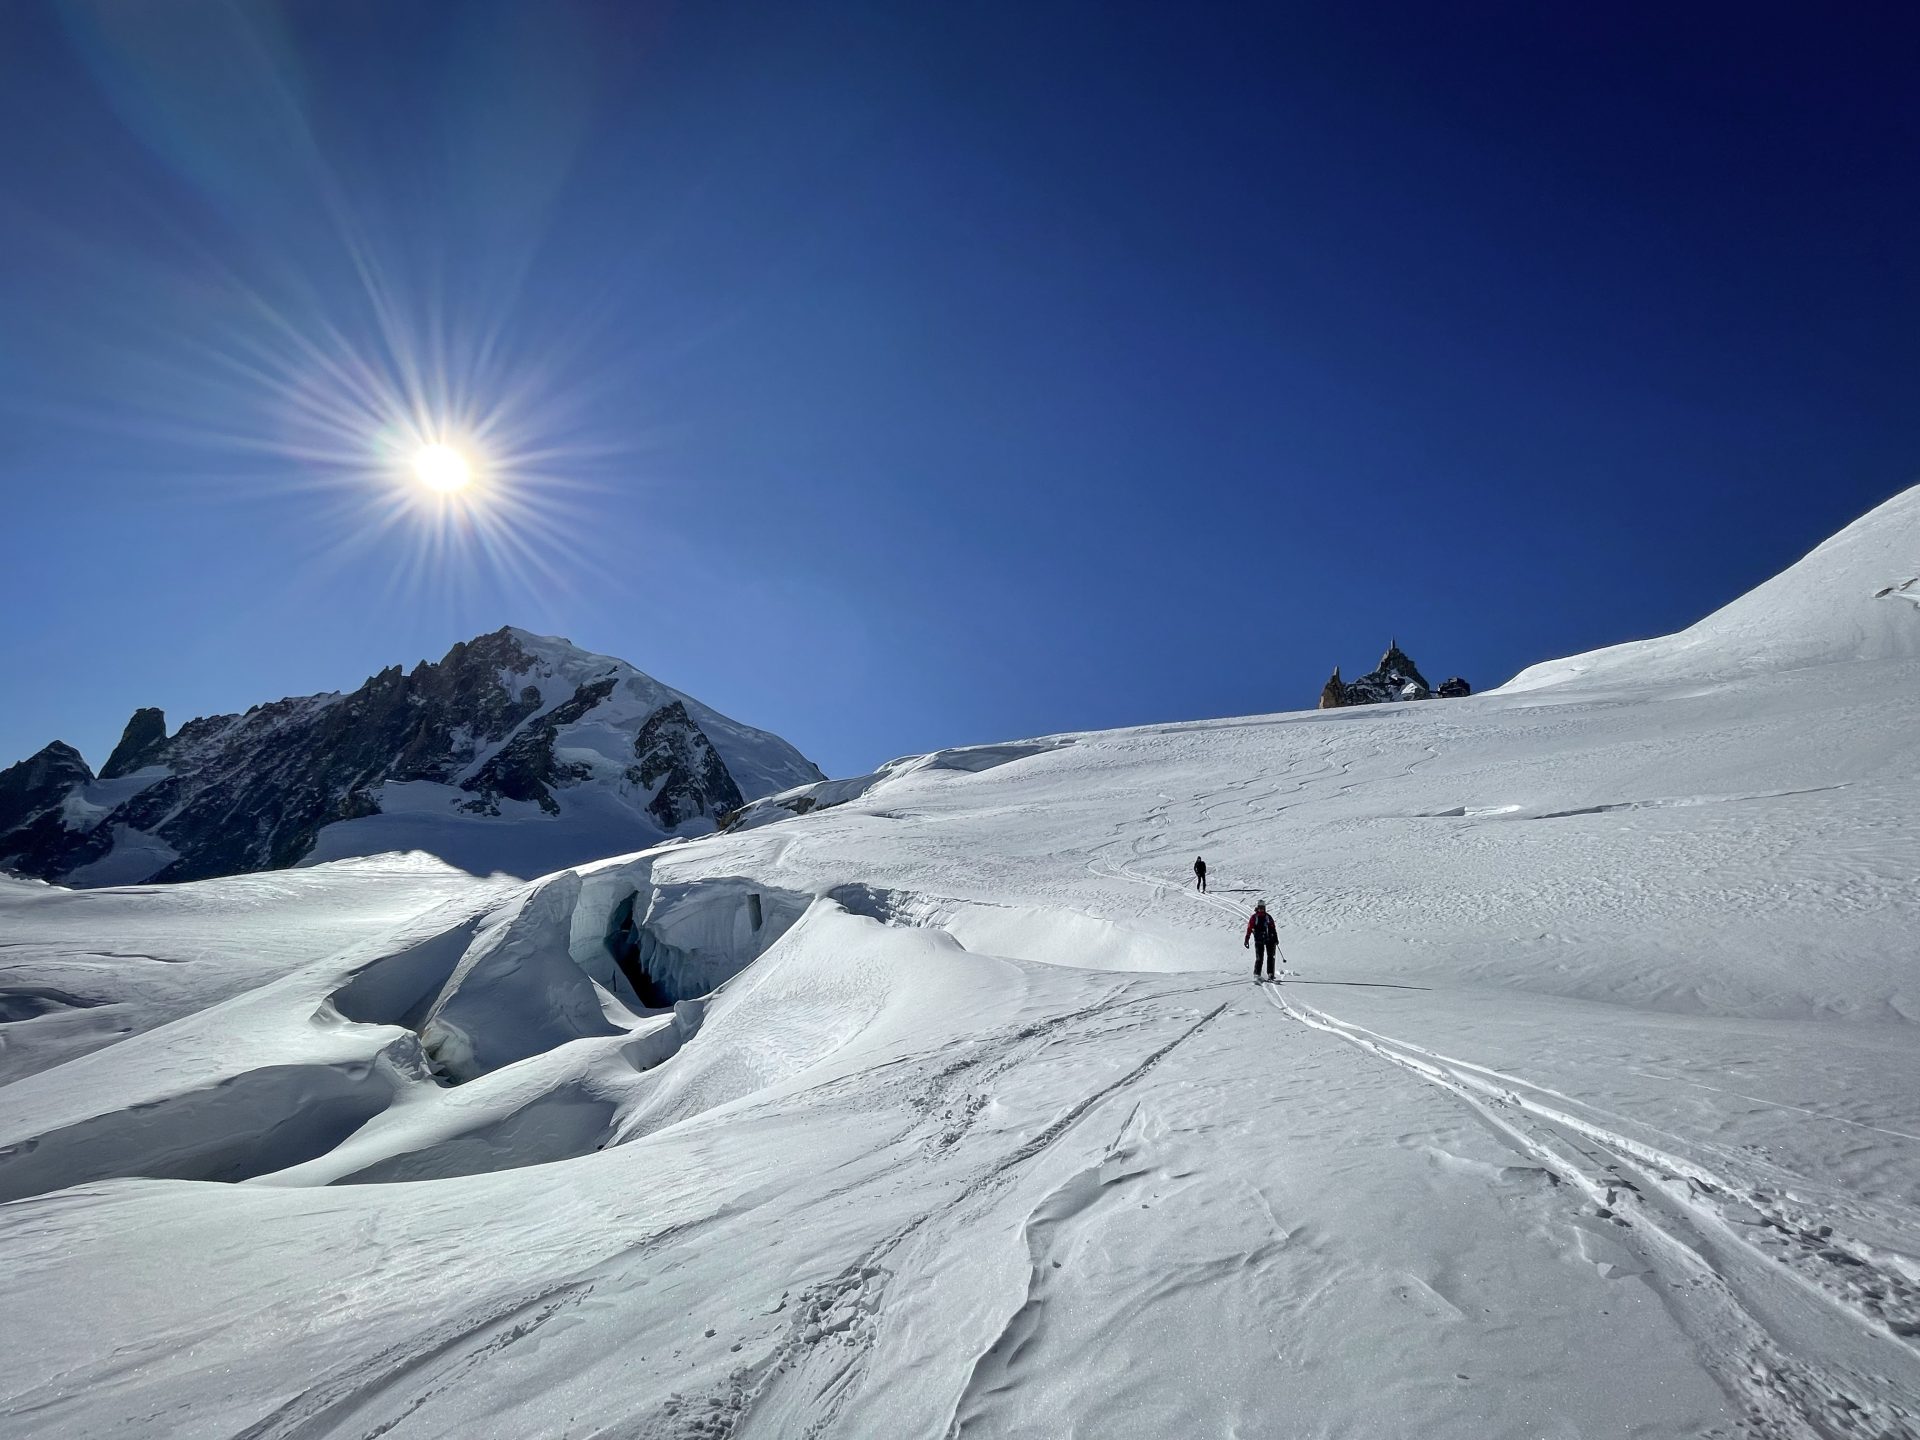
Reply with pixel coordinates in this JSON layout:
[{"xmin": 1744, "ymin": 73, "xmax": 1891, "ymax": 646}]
[{"xmin": 2, "ymin": 488, "xmax": 1918, "ymax": 1438}]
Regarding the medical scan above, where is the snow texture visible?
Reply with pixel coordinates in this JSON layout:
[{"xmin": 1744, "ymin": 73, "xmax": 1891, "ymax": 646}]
[{"xmin": 1, "ymin": 486, "xmax": 1919, "ymax": 1438}]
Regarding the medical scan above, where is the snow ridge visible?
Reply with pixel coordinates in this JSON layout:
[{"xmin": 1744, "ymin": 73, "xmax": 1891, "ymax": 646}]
[{"xmin": 1504, "ymin": 482, "xmax": 1920, "ymax": 691}]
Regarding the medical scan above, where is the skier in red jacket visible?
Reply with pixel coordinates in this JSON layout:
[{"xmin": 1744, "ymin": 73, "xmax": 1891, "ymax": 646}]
[{"xmin": 1244, "ymin": 901, "xmax": 1279, "ymax": 981}]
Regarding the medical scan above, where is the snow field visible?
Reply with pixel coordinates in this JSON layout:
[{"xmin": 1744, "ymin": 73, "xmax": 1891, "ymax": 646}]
[{"xmin": 2, "ymin": 488, "xmax": 1919, "ymax": 1436}]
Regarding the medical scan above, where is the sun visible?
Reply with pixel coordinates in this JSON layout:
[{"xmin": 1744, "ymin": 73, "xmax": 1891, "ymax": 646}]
[{"xmin": 411, "ymin": 442, "xmax": 473, "ymax": 494}]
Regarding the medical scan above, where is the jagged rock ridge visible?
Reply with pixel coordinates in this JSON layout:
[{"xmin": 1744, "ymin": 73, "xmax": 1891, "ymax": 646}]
[
  {"xmin": 631, "ymin": 701, "xmax": 744, "ymax": 829},
  {"xmin": 0, "ymin": 628, "xmax": 822, "ymax": 887},
  {"xmin": 101, "ymin": 709, "xmax": 168, "ymax": 779},
  {"xmin": 1319, "ymin": 642, "xmax": 1471, "ymax": 709}
]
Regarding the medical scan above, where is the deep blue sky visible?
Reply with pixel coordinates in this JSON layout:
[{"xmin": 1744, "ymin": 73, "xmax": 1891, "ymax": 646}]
[{"xmin": 2, "ymin": 2, "xmax": 1916, "ymax": 778}]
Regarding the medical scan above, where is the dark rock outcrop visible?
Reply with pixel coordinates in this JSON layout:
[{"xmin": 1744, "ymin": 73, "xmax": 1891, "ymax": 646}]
[
  {"xmin": 0, "ymin": 744, "xmax": 110, "ymax": 883},
  {"xmin": 461, "ymin": 676, "xmax": 618, "ymax": 817},
  {"xmin": 0, "ymin": 743, "xmax": 93, "ymax": 825},
  {"xmin": 1438, "ymin": 676, "xmax": 1472, "ymax": 699},
  {"xmin": 1317, "ymin": 642, "xmax": 1467, "ymax": 709},
  {"xmin": 101, "ymin": 709, "xmax": 169, "ymax": 779},
  {"xmin": 631, "ymin": 701, "xmax": 745, "ymax": 829}
]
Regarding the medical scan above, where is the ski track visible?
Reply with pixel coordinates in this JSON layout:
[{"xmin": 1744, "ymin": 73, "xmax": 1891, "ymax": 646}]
[
  {"xmin": 1095, "ymin": 759, "xmax": 1920, "ymax": 1440},
  {"xmin": 232, "ymin": 727, "xmax": 1918, "ymax": 1438},
  {"xmin": 205, "ymin": 1210, "xmax": 738, "ymax": 1440},
  {"xmin": 227, "ymin": 1283, "xmax": 597, "ymax": 1440},
  {"xmin": 1258, "ymin": 990, "xmax": 1919, "ymax": 1439},
  {"xmin": 672, "ymin": 998, "xmax": 1232, "ymax": 1440},
  {"xmin": 7, "ymin": 597, "xmax": 1920, "ymax": 1440},
  {"xmin": 944, "ymin": 1154, "xmax": 1154, "ymax": 1438}
]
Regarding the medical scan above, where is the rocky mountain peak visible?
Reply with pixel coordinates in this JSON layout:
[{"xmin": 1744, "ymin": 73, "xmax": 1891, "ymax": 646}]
[
  {"xmin": 0, "ymin": 742, "xmax": 93, "ymax": 810},
  {"xmin": 1318, "ymin": 667, "xmax": 1346, "ymax": 710},
  {"xmin": 1374, "ymin": 640, "xmax": 1430, "ymax": 693},
  {"xmin": 101, "ymin": 708, "xmax": 169, "ymax": 780},
  {"xmin": 0, "ymin": 629, "xmax": 823, "ymax": 887},
  {"xmin": 1319, "ymin": 642, "xmax": 1469, "ymax": 709},
  {"xmin": 0, "ymin": 744, "xmax": 102, "ymax": 884}
]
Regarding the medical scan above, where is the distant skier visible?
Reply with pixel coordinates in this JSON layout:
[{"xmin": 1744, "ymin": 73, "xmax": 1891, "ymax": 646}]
[
  {"xmin": 1244, "ymin": 901, "xmax": 1279, "ymax": 981},
  {"xmin": 1193, "ymin": 856, "xmax": 1208, "ymax": 892}
]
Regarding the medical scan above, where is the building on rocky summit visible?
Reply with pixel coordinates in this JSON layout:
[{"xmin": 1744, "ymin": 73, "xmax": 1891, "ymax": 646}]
[{"xmin": 1318, "ymin": 641, "xmax": 1470, "ymax": 709}]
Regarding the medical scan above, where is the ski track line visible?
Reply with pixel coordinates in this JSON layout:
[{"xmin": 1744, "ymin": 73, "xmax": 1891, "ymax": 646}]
[
  {"xmin": 1261, "ymin": 984, "xmax": 1920, "ymax": 1440},
  {"xmin": 1088, "ymin": 744, "xmax": 1342, "ymax": 903},
  {"xmin": 975, "ymin": 1001, "xmax": 1229, "ymax": 1187},
  {"xmin": 878, "ymin": 981, "xmax": 1226, "ymax": 1155},
  {"xmin": 224, "ymin": 1282, "xmax": 597, "ymax": 1440},
  {"xmin": 701, "ymin": 1000, "xmax": 1233, "ymax": 1440},
  {"xmin": 944, "ymin": 1155, "xmax": 1159, "ymax": 1437},
  {"xmin": 760, "ymin": 974, "xmax": 1249, "ymax": 1139},
  {"xmin": 1087, "ymin": 731, "xmax": 1436, "ymax": 953},
  {"xmin": 600, "ymin": 997, "xmax": 1236, "ymax": 1440},
  {"xmin": 1094, "ymin": 778, "xmax": 1920, "ymax": 1436},
  {"xmin": 1280, "ymin": 997, "xmax": 1920, "ymax": 1346},
  {"xmin": 1282, "ymin": 1008, "xmax": 1920, "ymax": 1199},
  {"xmin": 204, "ymin": 1208, "xmax": 738, "ymax": 1440},
  {"xmin": 1624, "ymin": 1067, "xmax": 1920, "ymax": 1145}
]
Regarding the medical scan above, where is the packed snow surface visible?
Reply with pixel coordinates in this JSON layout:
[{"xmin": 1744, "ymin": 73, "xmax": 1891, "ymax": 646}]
[{"xmin": 2, "ymin": 488, "xmax": 1919, "ymax": 1437}]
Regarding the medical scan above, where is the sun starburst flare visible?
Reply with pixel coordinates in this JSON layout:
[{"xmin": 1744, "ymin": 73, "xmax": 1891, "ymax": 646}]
[
  {"xmin": 153, "ymin": 265, "xmax": 637, "ymax": 620},
  {"xmin": 410, "ymin": 442, "xmax": 474, "ymax": 494}
]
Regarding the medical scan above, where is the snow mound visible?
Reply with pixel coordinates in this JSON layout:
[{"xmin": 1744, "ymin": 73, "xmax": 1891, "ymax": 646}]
[
  {"xmin": 723, "ymin": 736, "xmax": 1076, "ymax": 832},
  {"xmin": 1503, "ymin": 483, "xmax": 1920, "ymax": 690}
]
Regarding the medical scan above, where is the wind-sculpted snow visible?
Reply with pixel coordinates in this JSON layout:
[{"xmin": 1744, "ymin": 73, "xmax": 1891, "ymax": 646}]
[
  {"xmin": 0, "ymin": 859, "xmax": 821, "ymax": 1202},
  {"xmin": 0, "ymin": 856, "xmax": 514, "ymax": 1086},
  {"xmin": 2, "ymin": 493, "xmax": 1920, "ymax": 1436},
  {"xmin": 722, "ymin": 736, "xmax": 1075, "ymax": 832},
  {"xmin": 417, "ymin": 875, "xmax": 625, "ymax": 1082},
  {"xmin": 1503, "ymin": 481, "xmax": 1920, "ymax": 690}
]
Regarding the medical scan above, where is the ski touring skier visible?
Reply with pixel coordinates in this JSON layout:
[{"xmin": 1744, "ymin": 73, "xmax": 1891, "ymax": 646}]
[
  {"xmin": 1193, "ymin": 856, "xmax": 1208, "ymax": 892},
  {"xmin": 1244, "ymin": 901, "xmax": 1279, "ymax": 981}
]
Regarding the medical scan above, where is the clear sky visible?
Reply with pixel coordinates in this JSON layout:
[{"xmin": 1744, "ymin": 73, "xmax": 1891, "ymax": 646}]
[{"xmin": 2, "ymin": 2, "xmax": 1916, "ymax": 779}]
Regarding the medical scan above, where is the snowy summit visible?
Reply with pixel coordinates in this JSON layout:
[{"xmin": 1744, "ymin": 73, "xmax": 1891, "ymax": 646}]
[
  {"xmin": 0, "ymin": 486, "xmax": 1917, "ymax": 1438},
  {"xmin": 0, "ymin": 627, "xmax": 823, "ymax": 886}
]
